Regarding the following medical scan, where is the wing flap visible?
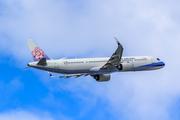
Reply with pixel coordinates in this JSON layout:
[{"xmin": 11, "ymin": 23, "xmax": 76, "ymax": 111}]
[{"xmin": 48, "ymin": 72, "xmax": 88, "ymax": 79}]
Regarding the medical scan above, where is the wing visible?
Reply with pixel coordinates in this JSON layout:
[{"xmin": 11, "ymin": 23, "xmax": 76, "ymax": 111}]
[
  {"xmin": 47, "ymin": 72, "xmax": 89, "ymax": 79},
  {"xmin": 102, "ymin": 37, "xmax": 123, "ymax": 69}
]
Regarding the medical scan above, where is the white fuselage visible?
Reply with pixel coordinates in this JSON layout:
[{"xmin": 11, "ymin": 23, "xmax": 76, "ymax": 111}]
[{"xmin": 28, "ymin": 56, "xmax": 165, "ymax": 75}]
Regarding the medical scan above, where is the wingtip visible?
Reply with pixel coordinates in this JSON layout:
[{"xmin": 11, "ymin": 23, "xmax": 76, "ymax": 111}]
[
  {"xmin": 26, "ymin": 39, "xmax": 33, "ymax": 41},
  {"xmin": 114, "ymin": 37, "xmax": 121, "ymax": 46},
  {"xmin": 47, "ymin": 71, "xmax": 53, "ymax": 77},
  {"xmin": 50, "ymin": 73, "xmax": 53, "ymax": 77}
]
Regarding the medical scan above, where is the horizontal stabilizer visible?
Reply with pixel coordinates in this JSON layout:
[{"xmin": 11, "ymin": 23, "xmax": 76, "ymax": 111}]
[
  {"xmin": 21, "ymin": 67, "xmax": 31, "ymax": 69},
  {"xmin": 37, "ymin": 58, "xmax": 47, "ymax": 65}
]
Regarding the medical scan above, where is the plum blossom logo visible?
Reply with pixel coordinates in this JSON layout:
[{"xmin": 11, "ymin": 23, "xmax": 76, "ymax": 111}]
[{"xmin": 31, "ymin": 47, "xmax": 44, "ymax": 59}]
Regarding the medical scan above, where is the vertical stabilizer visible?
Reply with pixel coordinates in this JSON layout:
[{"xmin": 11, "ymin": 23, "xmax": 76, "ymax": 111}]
[{"xmin": 27, "ymin": 40, "xmax": 51, "ymax": 61}]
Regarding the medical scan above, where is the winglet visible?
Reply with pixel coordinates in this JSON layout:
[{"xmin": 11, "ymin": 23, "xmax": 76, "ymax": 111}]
[
  {"xmin": 50, "ymin": 73, "xmax": 53, "ymax": 77},
  {"xmin": 114, "ymin": 37, "xmax": 121, "ymax": 46},
  {"xmin": 47, "ymin": 71, "xmax": 53, "ymax": 77},
  {"xmin": 47, "ymin": 72, "xmax": 59, "ymax": 77}
]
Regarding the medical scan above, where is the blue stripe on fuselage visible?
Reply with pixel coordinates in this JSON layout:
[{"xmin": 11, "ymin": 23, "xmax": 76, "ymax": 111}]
[{"xmin": 133, "ymin": 62, "xmax": 165, "ymax": 71}]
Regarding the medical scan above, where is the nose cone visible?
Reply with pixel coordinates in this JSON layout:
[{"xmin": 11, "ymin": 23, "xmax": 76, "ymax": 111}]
[
  {"xmin": 159, "ymin": 61, "xmax": 165, "ymax": 68},
  {"xmin": 162, "ymin": 62, "xmax": 165, "ymax": 67}
]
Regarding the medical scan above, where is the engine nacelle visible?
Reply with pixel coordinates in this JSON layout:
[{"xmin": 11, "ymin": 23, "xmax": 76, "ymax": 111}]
[
  {"xmin": 93, "ymin": 74, "xmax": 111, "ymax": 82},
  {"xmin": 117, "ymin": 63, "xmax": 133, "ymax": 71}
]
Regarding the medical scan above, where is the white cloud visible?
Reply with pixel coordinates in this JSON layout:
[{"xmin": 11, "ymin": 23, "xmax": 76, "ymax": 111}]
[
  {"xmin": 0, "ymin": 109, "xmax": 53, "ymax": 120},
  {"xmin": 44, "ymin": 70, "xmax": 180, "ymax": 120},
  {"xmin": 0, "ymin": 0, "xmax": 179, "ymax": 60},
  {"xmin": 0, "ymin": 109, "xmax": 73, "ymax": 120}
]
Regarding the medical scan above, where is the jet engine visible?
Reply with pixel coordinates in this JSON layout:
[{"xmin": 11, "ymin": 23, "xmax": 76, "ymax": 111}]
[
  {"xmin": 93, "ymin": 74, "xmax": 111, "ymax": 82},
  {"xmin": 117, "ymin": 63, "xmax": 133, "ymax": 71}
]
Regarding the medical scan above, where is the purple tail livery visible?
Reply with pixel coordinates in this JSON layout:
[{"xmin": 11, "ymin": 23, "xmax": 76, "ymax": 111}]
[{"xmin": 27, "ymin": 40, "xmax": 51, "ymax": 61}]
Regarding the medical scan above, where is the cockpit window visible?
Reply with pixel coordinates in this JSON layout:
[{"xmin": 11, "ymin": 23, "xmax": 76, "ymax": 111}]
[{"xmin": 157, "ymin": 58, "xmax": 160, "ymax": 61}]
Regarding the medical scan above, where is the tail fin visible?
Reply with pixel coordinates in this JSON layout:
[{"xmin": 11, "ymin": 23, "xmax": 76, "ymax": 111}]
[{"xmin": 27, "ymin": 40, "xmax": 51, "ymax": 62}]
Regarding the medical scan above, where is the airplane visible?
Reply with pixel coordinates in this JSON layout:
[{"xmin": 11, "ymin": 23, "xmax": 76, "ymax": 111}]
[{"xmin": 26, "ymin": 38, "xmax": 165, "ymax": 82}]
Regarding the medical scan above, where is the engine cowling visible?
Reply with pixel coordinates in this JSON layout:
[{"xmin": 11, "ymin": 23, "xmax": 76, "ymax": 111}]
[
  {"xmin": 93, "ymin": 74, "xmax": 111, "ymax": 82},
  {"xmin": 117, "ymin": 63, "xmax": 133, "ymax": 71}
]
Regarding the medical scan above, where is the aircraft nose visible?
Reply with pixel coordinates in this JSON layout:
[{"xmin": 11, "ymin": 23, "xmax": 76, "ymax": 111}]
[{"xmin": 160, "ymin": 61, "xmax": 165, "ymax": 67}]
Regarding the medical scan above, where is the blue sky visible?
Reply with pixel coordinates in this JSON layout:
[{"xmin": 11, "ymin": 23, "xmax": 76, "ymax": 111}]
[{"xmin": 0, "ymin": 0, "xmax": 180, "ymax": 120}]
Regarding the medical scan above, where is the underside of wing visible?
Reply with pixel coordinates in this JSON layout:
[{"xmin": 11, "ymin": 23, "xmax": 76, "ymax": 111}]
[
  {"xmin": 48, "ymin": 72, "xmax": 89, "ymax": 79},
  {"xmin": 102, "ymin": 37, "xmax": 123, "ymax": 69}
]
